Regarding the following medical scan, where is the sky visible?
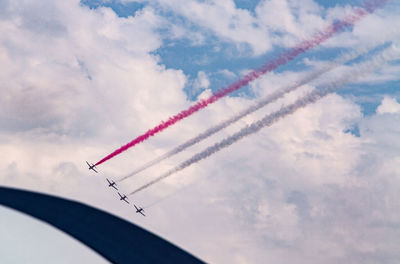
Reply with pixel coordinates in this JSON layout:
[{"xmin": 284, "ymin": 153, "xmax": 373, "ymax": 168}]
[{"xmin": 0, "ymin": 0, "xmax": 400, "ymax": 263}]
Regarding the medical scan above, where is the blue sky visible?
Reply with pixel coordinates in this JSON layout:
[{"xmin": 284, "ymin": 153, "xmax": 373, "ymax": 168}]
[
  {"xmin": 81, "ymin": 0, "xmax": 399, "ymax": 113},
  {"xmin": 1, "ymin": 0, "xmax": 400, "ymax": 263}
]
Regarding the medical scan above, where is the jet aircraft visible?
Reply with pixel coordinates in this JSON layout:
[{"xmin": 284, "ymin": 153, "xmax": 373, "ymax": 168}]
[
  {"xmin": 86, "ymin": 161, "xmax": 98, "ymax": 173},
  {"xmin": 118, "ymin": 192, "xmax": 129, "ymax": 204},
  {"xmin": 106, "ymin": 178, "xmax": 118, "ymax": 190},
  {"xmin": 134, "ymin": 205, "xmax": 146, "ymax": 216}
]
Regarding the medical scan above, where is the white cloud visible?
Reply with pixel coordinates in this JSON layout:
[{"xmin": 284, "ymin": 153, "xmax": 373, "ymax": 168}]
[
  {"xmin": 376, "ymin": 96, "xmax": 400, "ymax": 114},
  {"xmin": 192, "ymin": 70, "xmax": 210, "ymax": 92},
  {"xmin": 115, "ymin": 0, "xmax": 400, "ymax": 59},
  {"xmin": 0, "ymin": 0, "xmax": 190, "ymax": 137},
  {"xmin": 153, "ymin": 0, "xmax": 274, "ymax": 56},
  {"xmin": 218, "ymin": 69, "xmax": 236, "ymax": 79},
  {"xmin": 255, "ymin": 0, "xmax": 325, "ymax": 45},
  {"xmin": 324, "ymin": 1, "xmax": 400, "ymax": 49},
  {"xmin": 1, "ymin": 1, "xmax": 400, "ymax": 264}
]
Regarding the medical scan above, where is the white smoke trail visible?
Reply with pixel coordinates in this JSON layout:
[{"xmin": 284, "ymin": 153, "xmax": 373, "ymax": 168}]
[
  {"xmin": 119, "ymin": 44, "xmax": 380, "ymax": 182},
  {"xmin": 129, "ymin": 44, "xmax": 400, "ymax": 196}
]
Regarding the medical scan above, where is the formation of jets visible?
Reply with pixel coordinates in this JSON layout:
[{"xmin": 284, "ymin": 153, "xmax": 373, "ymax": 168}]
[
  {"xmin": 86, "ymin": 161, "xmax": 145, "ymax": 217},
  {"xmin": 115, "ymin": 189, "xmax": 145, "ymax": 216}
]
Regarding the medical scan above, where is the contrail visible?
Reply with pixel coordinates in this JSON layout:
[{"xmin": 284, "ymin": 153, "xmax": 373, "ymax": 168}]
[
  {"xmin": 129, "ymin": 44, "xmax": 399, "ymax": 196},
  {"xmin": 95, "ymin": 0, "xmax": 387, "ymax": 167},
  {"xmin": 119, "ymin": 45, "xmax": 378, "ymax": 182}
]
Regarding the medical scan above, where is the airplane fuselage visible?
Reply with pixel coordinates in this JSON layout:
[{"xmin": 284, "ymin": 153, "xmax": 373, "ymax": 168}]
[
  {"xmin": 106, "ymin": 179, "xmax": 118, "ymax": 190},
  {"xmin": 117, "ymin": 192, "xmax": 129, "ymax": 204},
  {"xmin": 86, "ymin": 161, "xmax": 98, "ymax": 173},
  {"xmin": 134, "ymin": 205, "xmax": 145, "ymax": 216}
]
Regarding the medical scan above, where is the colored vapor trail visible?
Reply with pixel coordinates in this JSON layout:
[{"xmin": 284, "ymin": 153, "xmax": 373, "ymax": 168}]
[
  {"xmin": 118, "ymin": 45, "xmax": 376, "ymax": 182},
  {"xmin": 128, "ymin": 44, "xmax": 399, "ymax": 196},
  {"xmin": 95, "ymin": 0, "xmax": 386, "ymax": 167}
]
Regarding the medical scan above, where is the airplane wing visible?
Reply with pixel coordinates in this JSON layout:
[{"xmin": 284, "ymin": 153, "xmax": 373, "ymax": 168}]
[
  {"xmin": 134, "ymin": 205, "xmax": 139, "ymax": 210},
  {"xmin": 86, "ymin": 161, "xmax": 90, "ymax": 167},
  {"xmin": 106, "ymin": 179, "xmax": 111, "ymax": 184},
  {"xmin": 112, "ymin": 185, "xmax": 118, "ymax": 190},
  {"xmin": 139, "ymin": 211, "xmax": 146, "ymax": 217},
  {"xmin": 124, "ymin": 199, "xmax": 130, "ymax": 204},
  {"xmin": 92, "ymin": 168, "xmax": 98, "ymax": 173},
  {"xmin": 118, "ymin": 192, "xmax": 123, "ymax": 198}
]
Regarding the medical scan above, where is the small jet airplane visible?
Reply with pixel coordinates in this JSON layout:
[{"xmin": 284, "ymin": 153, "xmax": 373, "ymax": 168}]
[
  {"xmin": 134, "ymin": 205, "xmax": 146, "ymax": 217},
  {"xmin": 106, "ymin": 178, "xmax": 118, "ymax": 190},
  {"xmin": 118, "ymin": 192, "xmax": 129, "ymax": 204},
  {"xmin": 86, "ymin": 161, "xmax": 98, "ymax": 173}
]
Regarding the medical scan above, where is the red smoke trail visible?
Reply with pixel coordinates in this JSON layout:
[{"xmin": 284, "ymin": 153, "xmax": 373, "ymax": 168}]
[{"xmin": 95, "ymin": 0, "xmax": 388, "ymax": 166}]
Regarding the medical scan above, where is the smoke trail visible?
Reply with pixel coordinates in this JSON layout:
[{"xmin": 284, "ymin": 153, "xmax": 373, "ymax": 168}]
[
  {"xmin": 129, "ymin": 44, "xmax": 399, "ymax": 196},
  {"xmin": 119, "ymin": 45, "xmax": 378, "ymax": 181},
  {"xmin": 95, "ymin": 0, "xmax": 387, "ymax": 167}
]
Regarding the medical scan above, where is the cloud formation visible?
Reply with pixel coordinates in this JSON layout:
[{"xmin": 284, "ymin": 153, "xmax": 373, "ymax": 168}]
[{"xmin": 1, "ymin": 1, "xmax": 400, "ymax": 264}]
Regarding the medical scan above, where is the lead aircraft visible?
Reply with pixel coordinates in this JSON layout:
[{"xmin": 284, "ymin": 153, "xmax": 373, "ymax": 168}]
[{"xmin": 86, "ymin": 161, "xmax": 98, "ymax": 173}]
